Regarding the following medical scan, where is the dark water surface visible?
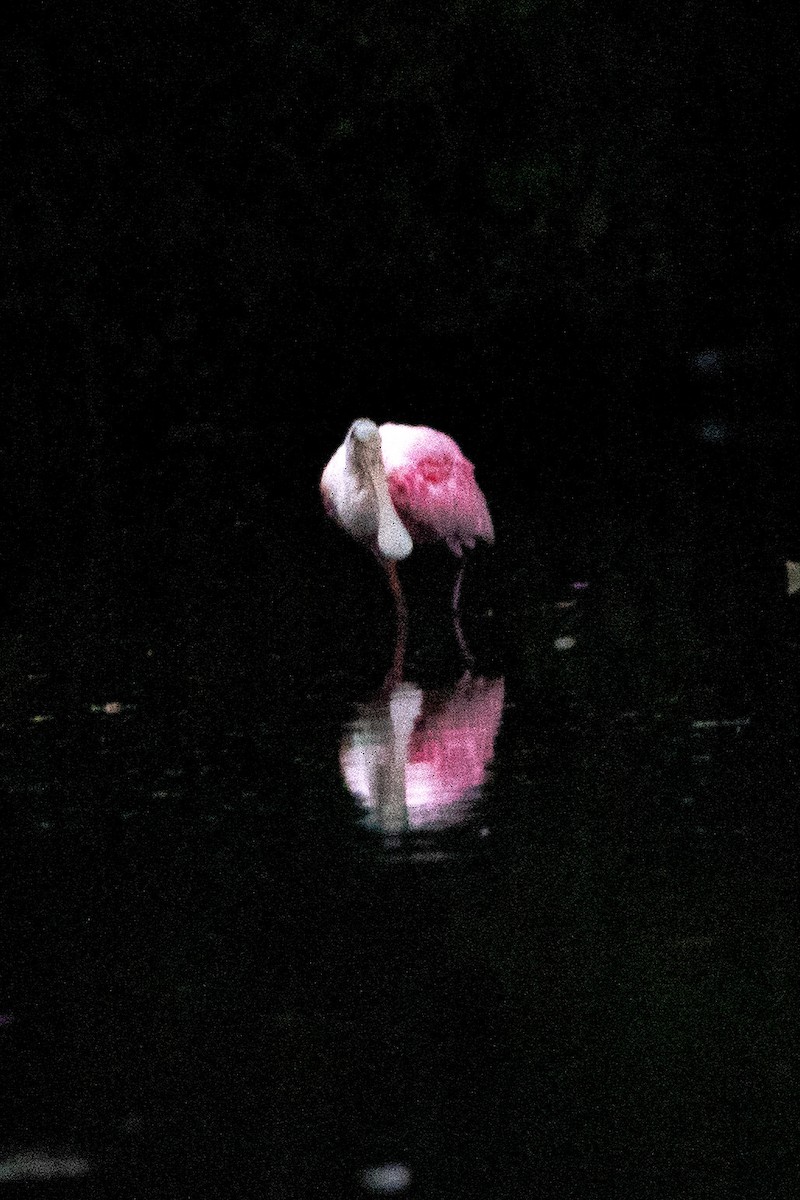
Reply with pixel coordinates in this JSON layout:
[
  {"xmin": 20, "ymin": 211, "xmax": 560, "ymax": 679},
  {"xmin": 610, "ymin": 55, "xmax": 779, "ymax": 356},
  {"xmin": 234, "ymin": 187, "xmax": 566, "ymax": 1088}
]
[{"xmin": 1, "ymin": 489, "xmax": 798, "ymax": 1198}]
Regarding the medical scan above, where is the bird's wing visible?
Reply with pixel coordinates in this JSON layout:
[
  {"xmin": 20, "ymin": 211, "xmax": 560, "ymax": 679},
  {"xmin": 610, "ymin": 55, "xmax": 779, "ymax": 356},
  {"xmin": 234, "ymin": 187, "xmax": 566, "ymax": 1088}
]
[{"xmin": 381, "ymin": 425, "xmax": 494, "ymax": 554}]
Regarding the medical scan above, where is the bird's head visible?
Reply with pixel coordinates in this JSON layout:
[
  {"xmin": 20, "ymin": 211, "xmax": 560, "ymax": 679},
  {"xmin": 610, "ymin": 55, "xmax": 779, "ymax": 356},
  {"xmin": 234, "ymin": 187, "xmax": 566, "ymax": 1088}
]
[
  {"xmin": 345, "ymin": 418, "xmax": 412, "ymax": 560},
  {"xmin": 347, "ymin": 418, "xmax": 382, "ymax": 466},
  {"xmin": 346, "ymin": 417, "xmax": 386, "ymax": 481},
  {"xmin": 346, "ymin": 417, "xmax": 386, "ymax": 494}
]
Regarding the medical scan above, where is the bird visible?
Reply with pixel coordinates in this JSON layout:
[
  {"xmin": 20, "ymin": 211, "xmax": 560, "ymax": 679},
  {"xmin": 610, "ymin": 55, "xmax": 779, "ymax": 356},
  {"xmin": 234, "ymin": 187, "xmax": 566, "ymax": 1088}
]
[{"xmin": 320, "ymin": 419, "xmax": 494, "ymax": 660}]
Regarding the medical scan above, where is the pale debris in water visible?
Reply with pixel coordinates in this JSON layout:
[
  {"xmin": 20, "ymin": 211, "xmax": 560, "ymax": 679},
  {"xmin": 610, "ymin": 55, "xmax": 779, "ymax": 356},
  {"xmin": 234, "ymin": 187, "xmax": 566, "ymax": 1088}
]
[
  {"xmin": 0, "ymin": 1151, "xmax": 90, "ymax": 1181},
  {"xmin": 359, "ymin": 1162, "xmax": 412, "ymax": 1194},
  {"xmin": 691, "ymin": 717, "xmax": 750, "ymax": 729}
]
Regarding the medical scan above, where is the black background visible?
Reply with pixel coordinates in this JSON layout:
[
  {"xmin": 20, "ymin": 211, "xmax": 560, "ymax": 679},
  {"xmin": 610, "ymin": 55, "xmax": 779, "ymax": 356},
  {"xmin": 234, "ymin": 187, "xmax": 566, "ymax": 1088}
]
[{"xmin": 1, "ymin": 6, "xmax": 799, "ymax": 1197}]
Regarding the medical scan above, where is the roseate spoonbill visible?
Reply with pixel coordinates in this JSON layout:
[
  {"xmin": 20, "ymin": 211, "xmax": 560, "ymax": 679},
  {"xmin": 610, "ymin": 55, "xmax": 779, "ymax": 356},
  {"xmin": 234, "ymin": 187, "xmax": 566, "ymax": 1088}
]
[{"xmin": 320, "ymin": 419, "xmax": 494, "ymax": 656}]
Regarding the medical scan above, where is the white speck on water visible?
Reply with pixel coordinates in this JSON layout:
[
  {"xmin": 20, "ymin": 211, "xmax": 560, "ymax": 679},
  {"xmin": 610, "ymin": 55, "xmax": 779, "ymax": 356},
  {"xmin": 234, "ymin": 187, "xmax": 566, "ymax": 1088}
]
[
  {"xmin": 691, "ymin": 717, "xmax": 750, "ymax": 729},
  {"xmin": 360, "ymin": 1162, "xmax": 412, "ymax": 1194},
  {"xmin": 694, "ymin": 348, "xmax": 721, "ymax": 374},
  {"xmin": 699, "ymin": 419, "xmax": 730, "ymax": 442},
  {"xmin": 0, "ymin": 1151, "xmax": 91, "ymax": 1181},
  {"xmin": 554, "ymin": 636, "xmax": 576, "ymax": 650}
]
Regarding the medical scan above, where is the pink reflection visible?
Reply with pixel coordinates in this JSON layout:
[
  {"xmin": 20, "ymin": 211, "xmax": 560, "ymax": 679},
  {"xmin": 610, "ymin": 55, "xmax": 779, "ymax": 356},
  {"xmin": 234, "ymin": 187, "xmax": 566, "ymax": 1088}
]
[{"xmin": 341, "ymin": 675, "xmax": 505, "ymax": 837}]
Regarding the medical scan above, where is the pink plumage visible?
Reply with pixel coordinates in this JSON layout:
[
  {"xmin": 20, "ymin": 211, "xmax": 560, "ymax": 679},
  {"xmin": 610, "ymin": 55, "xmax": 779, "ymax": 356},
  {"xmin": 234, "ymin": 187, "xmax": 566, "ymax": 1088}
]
[{"xmin": 378, "ymin": 423, "xmax": 494, "ymax": 556}]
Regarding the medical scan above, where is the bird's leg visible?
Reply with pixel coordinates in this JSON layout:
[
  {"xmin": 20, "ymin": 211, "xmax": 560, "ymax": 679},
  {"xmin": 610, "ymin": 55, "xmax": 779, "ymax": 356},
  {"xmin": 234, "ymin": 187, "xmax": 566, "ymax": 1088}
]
[
  {"xmin": 382, "ymin": 559, "xmax": 408, "ymax": 688},
  {"xmin": 451, "ymin": 562, "xmax": 475, "ymax": 666},
  {"xmin": 383, "ymin": 559, "xmax": 408, "ymax": 623},
  {"xmin": 452, "ymin": 562, "xmax": 465, "ymax": 614}
]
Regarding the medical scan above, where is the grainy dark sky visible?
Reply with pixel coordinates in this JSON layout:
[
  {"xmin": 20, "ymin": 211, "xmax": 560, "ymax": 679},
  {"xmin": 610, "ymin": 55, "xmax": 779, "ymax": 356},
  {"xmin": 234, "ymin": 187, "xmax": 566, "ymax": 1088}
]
[{"xmin": 2, "ymin": 1, "xmax": 797, "ymax": 558}]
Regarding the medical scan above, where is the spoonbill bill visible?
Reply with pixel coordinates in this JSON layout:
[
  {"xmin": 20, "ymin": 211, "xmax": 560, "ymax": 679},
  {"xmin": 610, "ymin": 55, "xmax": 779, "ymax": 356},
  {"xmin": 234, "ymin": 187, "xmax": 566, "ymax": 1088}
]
[{"xmin": 320, "ymin": 419, "xmax": 494, "ymax": 656}]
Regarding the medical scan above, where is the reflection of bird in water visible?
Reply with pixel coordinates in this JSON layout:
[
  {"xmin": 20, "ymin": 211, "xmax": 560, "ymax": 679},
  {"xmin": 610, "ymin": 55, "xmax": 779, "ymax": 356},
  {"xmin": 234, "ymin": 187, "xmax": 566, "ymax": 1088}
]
[
  {"xmin": 341, "ymin": 674, "xmax": 505, "ymax": 847},
  {"xmin": 320, "ymin": 420, "xmax": 494, "ymax": 661}
]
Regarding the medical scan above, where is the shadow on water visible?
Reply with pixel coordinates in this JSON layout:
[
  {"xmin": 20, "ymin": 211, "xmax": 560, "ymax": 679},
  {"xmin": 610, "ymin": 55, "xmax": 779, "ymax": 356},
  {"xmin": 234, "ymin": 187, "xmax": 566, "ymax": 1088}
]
[{"xmin": 1, "ymin": 491, "xmax": 798, "ymax": 1197}]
